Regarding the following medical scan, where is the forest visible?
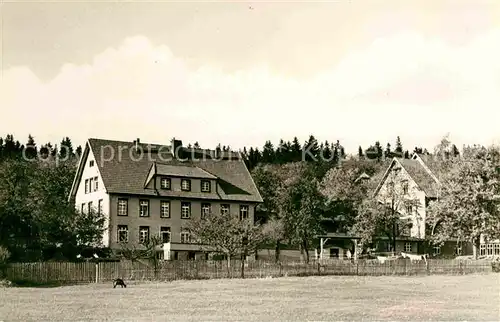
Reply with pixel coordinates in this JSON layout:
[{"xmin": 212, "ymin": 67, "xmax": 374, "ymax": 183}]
[{"xmin": 0, "ymin": 133, "xmax": 498, "ymax": 262}]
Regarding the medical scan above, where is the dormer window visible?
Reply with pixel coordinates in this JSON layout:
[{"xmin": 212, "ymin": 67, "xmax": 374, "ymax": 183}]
[
  {"xmin": 160, "ymin": 177, "xmax": 171, "ymax": 190},
  {"xmin": 201, "ymin": 180, "xmax": 211, "ymax": 192},
  {"xmin": 181, "ymin": 179, "xmax": 191, "ymax": 191}
]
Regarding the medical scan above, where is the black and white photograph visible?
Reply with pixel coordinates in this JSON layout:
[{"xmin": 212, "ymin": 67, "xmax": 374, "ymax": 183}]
[{"xmin": 1, "ymin": 0, "xmax": 500, "ymax": 320}]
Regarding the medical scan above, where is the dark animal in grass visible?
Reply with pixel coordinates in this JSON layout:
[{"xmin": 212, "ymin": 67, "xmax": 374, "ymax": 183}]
[{"xmin": 113, "ymin": 278, "xmax": 127, "ymax": 288}]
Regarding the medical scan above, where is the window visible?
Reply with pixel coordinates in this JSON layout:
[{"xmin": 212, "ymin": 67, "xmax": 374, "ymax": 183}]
[
  {"xmin": 201, "ymin": 180, "xmax": 211, "ymax": 192},
  {"xmin": 404, "ymin": 242, "xmax": 412, "ymax": 252},
  {"xmin": 89, "ymin": 178, "xmax": 94, "ymax": 193},
  {"xmin": 495, "ymin": 244, "xmax": 500, "ymax": 255},
  {"xmin": 180, "ymin": 231, "xmax": 191, "ymax": 243},
  {"xmin": 201, "ymin": 203, "xmax": 211, "ymax": 218},
  {"xmin": 88, "ymin": 201, "xmax": 93, "ymax": 214},
  {"xmin": 160, "ymin": 227, "xmax": 171, "ymax": 244},
  {"xmin": 456, "ymin": 245, "xmax": 462, "ymax": 255},
  {"xmin": 160, "ymin": 201, "xmax": 170, "ymax": 218},
  {"xmin": 98, "ymin": 199, "xmax": 103, "ymax": 215},
  {"xmin": 139, "ymin": 200, "xmax": 150, "ymax": 217},
  {"xmin": 181, "ymin": 179, "xmax": 191, "ymax": 191},
  {"xmin": 81, "ymin": 203, "xmax": 85, "ymax": 214},
  {"xmin": 85, "ymin": 179, "xmax": 89, "ymax": 194},
  {"xmin": 401, "ymin": 223, "xmax": 412, "ymax": 236},
  {"xmin": 220, "ymin": 204, "xmax": 230, "ymax": 215},
  {"xmin": 406, "ymin": 204, "xmax": 413, "ymax": 214},
  {"xmin": 94, "ymin": 177, "xmax": 98, "ymax": 191},
  {"xmin": 239, "ymin": 205, "xmax": 249, "ymax": 220},
  {"xmin": 402, "ymin": 180, "xmax": 409, "ymax": 194},
  {"xmin": 487, "ymin": 244, "xmax": 494, "ymax": 256},
  {"xmin": 160, "ymin": 177, "xmax": 171, "ymax": 190},
  {"xmin": 181, "ymin": 202, "xmax": 191, "ymax": 219},
  {"xmin": 433, "ymin": 245, "xmax": 441, "ymax": 255},
  {"xmin": 480, "ymin": 244, "xmax": 486, "ymax": 256},
  {"xmin": 89, "ymin": 160, "xmax": 95, "ymax": 167},
  {"xmin": 139, "ymin": 226, "xmax": 150, "ymax": 244},
  {"xmin": 117, "ymin": 225, "xmax": 128, "ymax": 243},
  {"xmin": 117, "ymin": 198, "xmax": 128, "ymax": 216}
]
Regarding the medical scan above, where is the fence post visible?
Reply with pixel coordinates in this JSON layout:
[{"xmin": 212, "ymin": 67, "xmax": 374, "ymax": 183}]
[{"xmin": 95, "ymin": 262, "xmax": 99, "ymax": 283}]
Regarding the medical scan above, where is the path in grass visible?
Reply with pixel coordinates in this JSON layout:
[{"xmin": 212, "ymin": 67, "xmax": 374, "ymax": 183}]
[{"xmin": 1, "ymin": 274, "xmax": 499, "ymax": 321}]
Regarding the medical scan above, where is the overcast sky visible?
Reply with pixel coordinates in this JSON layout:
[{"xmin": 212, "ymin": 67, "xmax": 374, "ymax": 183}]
[{"xmin": 1, "ymin": 0, "xmax": 500, "ymax": 153}]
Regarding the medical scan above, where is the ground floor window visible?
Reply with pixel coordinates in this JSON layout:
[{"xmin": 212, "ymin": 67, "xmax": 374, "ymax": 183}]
[
  {"xmin": 480, "ymin": 243, "xmax": 500, "ymax": 256},
  {"xmin": 433, "ymin": 245, "xmax": 441, "ymax": 255},
  {"xmin": 404, "ymin": 242, "xmax": 412, "ymax": 253}
]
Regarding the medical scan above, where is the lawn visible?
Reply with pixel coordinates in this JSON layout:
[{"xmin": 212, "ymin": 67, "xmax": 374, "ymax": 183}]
[{"xmin": 1, "ymin": 274, "xmax": 499, "ymax": 321}]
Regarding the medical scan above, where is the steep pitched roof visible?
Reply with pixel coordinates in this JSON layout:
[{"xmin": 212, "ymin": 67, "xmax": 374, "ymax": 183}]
[
  {"xmin": 374, "ymin": 157, "xmax": 440, "ymax": 198},
  {"xmin": 70, "ymin": 138, "xmax": 263, "ymax": 203}
]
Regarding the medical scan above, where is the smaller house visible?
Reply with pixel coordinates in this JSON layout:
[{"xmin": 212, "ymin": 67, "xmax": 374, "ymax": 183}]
[{"xmin": 372, "ymin": 154, "xmax": 472, "ymax": 257}]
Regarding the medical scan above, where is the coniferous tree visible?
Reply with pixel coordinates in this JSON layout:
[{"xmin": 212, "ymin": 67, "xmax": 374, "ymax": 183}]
[
  {"xmin": 193, "ymin": 141, "xmax": 200, "ymax": 149},
  {"xmin": 322, "ymin": 140, "xmax": 332, "ymax": 161},
  {"xmin": 404, "ymin": 150, "xmax": 410, "ymax": 159},
  {"xmin": 375, "ymin": 141, "xmax": 383, "ymax": 161},
  {"xmin": 395, "ymin": 136, "xmax": 403, "ymax": 157},
  {"xmin": 358, "ymin": 146, "xmax": 364, "ymax": 158},
  {"xmin": 303, "ymin": 135, "xmax": 319, "ymax": 161},
  {"xmin": 291, "ymin": 137, "xmax": 302, "ymax": 162},
  {"xmin": 75, "ymin": 145, "xmax": 82, "ymax": 159},
  {"xmin": 25, "ymin": 135, "xmax": 37, "ymax": 160},
  {"xmin": 262, "ymin": 141, "xmax": 275, "ymax": 164},
  {"xmin": 385, "ymin": 143, "xmax": 392, "ymax": 158}
]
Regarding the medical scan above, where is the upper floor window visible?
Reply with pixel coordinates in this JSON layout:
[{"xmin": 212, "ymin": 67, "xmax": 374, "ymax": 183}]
[
  {"xmin": 85, "ymin": 179, "xmax": 89, "ymax": 194},
  {"xmin": 94, "ymin": 177, "xmax": 98, "ymax": 192},
  {"xmin": 117, "ymin": 225, "xmax": 128, "ymax": 243},
  {"xmin": 181, "ymin": 202, "xmax": 191, "ymax": 219},
  {"xmin": 88, "ymin": 201, "xmax": 93, "ymax": 214},
  {"xmin": 181, "ymin": 179, "xmax": 191, "ymax": 191},
  {"xmin": 81, "ymin": 203, "xmax": 85, "ymax": 214},
  {"xmin": 201, "ymin": 180, "xmax": 211, "ymax": 192},
  {"xmin": 220, "ymin": 204, "xmax": 230, "ymax": 215},
  {"xmin": 89, "ymin": 160, "xmax": 94, "ymax": 167},
  {"xmin": 201, "ymin": 203, "xmax": 211, "ymax": 218},
  {"xmin": 406, "ymin": 204, "xmax": 413, "ymax": 214},
  {"xmin": 139, "ymin": 226, "xmax": 150, "ymax": 244},
  {"xmin": 402, "ymin": 180, "xmax": 409, "ymax": 194},
  {"xmin": 160, "ymin": 201, "xmax": 170, "ymax": 218},
  {"xmin": 160, "ymin": 177, "xmax": 171, "ymax": 190},
  {"xmin": 98, "ymin": 199, "xmax": 103, "ymax": 215},
  {"xmin": 139, "ymin": 200, "xmax": 150, "ymax": 217},
  {"xmin": 117, "ymin": 198, "xmax": 128, "ymax": 216},
  {"xmin": 239, "ymin": 205, "xmax": 249, "ymax": 220}
]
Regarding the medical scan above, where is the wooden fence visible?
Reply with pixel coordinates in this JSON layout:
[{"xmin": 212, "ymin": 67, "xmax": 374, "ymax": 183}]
[{"xmin": 4, "ymin": 258, "xmax": 494, "ymax": 285}]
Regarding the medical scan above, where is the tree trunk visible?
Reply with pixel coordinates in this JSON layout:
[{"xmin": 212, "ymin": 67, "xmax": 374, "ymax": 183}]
[
  {"xmin": 275, "ymin": 239, "xmax": 281, "ymax": 263},
  {"xmin": 392, "ymin": 223, "xmax": 397, "ymax": 256},
  {"xmin": 302, "ymin": 239, "xmax": 310, "ymax": 264},
  {"xmin": 240, "ymin": 253, "xmax": 246, "ymax": 279},
  {"xmin": 226, "ymin": 254, "xmax": 231, "ymax": 277},
  {"xmin": 472, "ymin": 237, "xmax": 481, "ymax": 260}
]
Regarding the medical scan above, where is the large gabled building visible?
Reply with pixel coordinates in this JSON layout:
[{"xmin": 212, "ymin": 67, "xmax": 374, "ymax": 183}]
[{"xmin": 69, "ymin": 138, "xmax": 263, "ymax": 260}]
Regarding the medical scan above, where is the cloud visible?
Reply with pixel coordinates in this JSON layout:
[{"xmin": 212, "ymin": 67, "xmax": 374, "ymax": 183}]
[{"xmin": 2, "ymin": 30, "xmax": 500, "ymax": 153}]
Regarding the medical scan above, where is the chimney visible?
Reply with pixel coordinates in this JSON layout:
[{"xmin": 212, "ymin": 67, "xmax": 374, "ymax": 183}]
[
  {"xmin": 134, "ymin": 138, "xmax": 140, "ymax": 151},
  {"xmin": 171, "ymin": 137, "xmax": 183, "ymax": 158}
]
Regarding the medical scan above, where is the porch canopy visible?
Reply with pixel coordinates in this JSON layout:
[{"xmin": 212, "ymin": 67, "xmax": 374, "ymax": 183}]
[
  {"xmin": 314, "ymin": 233, "xmax": 362, "ymax": 260},
  {"xmin": 314, "ymin": 233, "xmax": 426, "ymax": 259}
]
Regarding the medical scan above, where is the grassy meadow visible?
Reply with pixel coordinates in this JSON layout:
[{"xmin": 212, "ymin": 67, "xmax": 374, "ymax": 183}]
[{"xmin": 1, "ymin": 274, "xmax": 499, "ymax": 321}]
